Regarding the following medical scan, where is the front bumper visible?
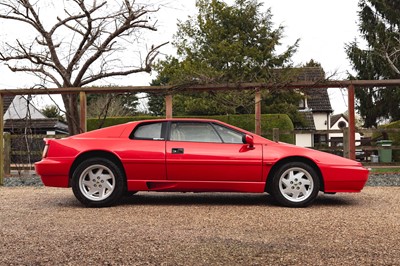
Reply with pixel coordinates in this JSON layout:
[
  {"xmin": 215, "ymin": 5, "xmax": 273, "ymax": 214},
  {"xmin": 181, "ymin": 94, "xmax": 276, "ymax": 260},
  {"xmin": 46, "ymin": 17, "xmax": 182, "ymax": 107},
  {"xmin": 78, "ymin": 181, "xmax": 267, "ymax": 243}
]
[{"xmin": 320, "ymin": 165, "xmax": 369, "ymax": 193}]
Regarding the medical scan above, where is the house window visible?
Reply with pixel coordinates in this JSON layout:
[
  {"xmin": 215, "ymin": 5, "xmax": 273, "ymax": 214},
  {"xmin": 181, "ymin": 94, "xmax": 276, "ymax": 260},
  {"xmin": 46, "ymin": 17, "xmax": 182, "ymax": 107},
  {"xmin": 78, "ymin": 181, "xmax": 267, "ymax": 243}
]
[
  {"xmin": 314, "ymin": 134, "xmax": 328, "ymax": 146},
  {"xmin": 338, "ymin": 121, "xmax": 347, "ymax": 129},
  {"xmin": 330, "ymin": 137, "xmax": 343, "ymax": 147},
  {"xmin": 299, "ymin": 98, "xmax": 306, "ymax": 109}
]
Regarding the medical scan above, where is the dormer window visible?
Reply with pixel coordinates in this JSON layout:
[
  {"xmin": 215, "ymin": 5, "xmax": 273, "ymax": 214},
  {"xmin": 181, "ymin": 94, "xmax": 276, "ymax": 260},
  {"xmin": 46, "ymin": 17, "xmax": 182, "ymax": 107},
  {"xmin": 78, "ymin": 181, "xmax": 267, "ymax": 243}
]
[{"xmin": 299, "ymin": 97, "xmax": 307, "ymax": 109}]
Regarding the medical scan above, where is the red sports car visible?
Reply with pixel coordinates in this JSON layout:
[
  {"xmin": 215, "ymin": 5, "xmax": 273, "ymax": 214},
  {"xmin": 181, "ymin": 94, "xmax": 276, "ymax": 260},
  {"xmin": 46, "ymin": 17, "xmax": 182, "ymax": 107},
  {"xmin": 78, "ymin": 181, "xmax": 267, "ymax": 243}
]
[{"xmin": 35, "ymin": 119, "xmax": 369, "ymax": 207}]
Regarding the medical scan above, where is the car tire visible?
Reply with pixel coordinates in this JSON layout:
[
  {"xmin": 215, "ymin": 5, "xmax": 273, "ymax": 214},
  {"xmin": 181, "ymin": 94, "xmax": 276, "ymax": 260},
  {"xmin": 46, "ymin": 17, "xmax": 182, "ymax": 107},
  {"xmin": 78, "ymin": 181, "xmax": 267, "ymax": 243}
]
[
  {"xmin": 271, "ymin": 162, "xmax": 320, "ymax": 207},
  {"xmin": 124, "ymin": 191, "xmax": 138, "ymax": 197},
  {"xmin": 71, "ymin": 158, "xmax": 125, "ymax": 207}
]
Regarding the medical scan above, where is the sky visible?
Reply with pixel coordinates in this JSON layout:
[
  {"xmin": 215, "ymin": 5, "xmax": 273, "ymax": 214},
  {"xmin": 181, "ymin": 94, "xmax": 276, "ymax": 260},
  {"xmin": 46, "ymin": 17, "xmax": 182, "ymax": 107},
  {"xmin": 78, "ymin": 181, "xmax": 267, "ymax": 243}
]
[{"xmin": 0, "ymin": 0, "xmax": 362, "ymax": 114}]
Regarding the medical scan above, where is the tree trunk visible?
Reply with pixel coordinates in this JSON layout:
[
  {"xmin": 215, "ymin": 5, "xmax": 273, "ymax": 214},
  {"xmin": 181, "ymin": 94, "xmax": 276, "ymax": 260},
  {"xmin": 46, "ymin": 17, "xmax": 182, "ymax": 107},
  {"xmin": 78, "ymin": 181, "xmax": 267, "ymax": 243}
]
[{"xmin": 62, "ymin": 94, "xmax": 80, "ymax": 135}]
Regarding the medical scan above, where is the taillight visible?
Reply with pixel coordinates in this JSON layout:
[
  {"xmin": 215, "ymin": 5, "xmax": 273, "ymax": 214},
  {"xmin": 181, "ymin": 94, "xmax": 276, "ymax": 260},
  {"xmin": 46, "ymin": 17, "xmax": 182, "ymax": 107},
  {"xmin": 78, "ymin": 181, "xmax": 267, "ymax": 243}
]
[{"xmin": 42, "ymin": 144, "xmax": 49, "ymax": 158}]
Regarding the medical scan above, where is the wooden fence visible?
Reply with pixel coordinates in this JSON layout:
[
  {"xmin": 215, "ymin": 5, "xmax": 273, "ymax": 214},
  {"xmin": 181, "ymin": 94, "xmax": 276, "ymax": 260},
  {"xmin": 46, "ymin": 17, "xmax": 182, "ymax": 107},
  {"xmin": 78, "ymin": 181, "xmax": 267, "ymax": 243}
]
[
  {"xmin": 3, "ymin": 133, "xmax": 67, "ymax": 175},
  {"xmin": 3, "ymin": 127, "xmax": 400, "ymax": 176},
  {"xmin": 266, "ymin": 128, "xmax": 400, "ymax": 162}
]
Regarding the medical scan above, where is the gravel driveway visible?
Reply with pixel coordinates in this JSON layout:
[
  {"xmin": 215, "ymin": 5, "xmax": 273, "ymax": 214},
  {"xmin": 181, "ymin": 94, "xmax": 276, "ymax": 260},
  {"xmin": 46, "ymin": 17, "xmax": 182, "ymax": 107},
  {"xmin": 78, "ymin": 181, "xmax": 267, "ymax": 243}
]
[{"xmin": 1, "ymin": 185, "xmax": 399, "ymax": 265}]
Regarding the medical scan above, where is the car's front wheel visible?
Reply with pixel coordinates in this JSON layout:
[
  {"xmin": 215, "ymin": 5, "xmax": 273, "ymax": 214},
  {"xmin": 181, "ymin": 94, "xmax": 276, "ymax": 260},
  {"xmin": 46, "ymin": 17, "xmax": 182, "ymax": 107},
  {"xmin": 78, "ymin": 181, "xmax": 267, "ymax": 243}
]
[
  {"xmin": 271, "ymin": 162, "xmax": 320, "ymax": 207},
  {"xmin": 71, "ymin": 158, "xmax": 125, "ymax": 207}
]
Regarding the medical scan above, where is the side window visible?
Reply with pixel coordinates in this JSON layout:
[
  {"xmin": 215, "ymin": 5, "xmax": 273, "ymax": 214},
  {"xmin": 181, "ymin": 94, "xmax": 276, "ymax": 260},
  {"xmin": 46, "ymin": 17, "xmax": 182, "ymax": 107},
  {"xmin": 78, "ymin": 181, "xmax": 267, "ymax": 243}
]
[
  {"xmin": 170, "ymin": 122, "xmax": 222, "ymax": 143},
  {"xmin": 131, "ymin": 122, "xmax": 163, "ymax": 140},
  {"xmin": 213, "ymin": 123, "xmax": 244, "ymax": 144}
]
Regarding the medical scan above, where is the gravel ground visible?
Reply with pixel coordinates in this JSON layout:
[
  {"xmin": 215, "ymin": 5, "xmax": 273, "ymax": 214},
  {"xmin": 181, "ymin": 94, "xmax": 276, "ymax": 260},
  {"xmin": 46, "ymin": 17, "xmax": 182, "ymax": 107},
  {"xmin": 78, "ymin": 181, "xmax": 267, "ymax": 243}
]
[{"xmin": 0, "ymin": 174, "xmax": 400, "ymax": 265}]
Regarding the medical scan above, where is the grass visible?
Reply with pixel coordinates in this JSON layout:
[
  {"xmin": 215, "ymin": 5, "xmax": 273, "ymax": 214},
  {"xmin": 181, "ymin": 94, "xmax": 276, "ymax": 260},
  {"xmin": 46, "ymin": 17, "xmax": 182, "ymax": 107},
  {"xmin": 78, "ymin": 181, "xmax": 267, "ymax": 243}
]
[{"xmin": 369, "ymin": 167, "xmax": 400, "ymax": 174}]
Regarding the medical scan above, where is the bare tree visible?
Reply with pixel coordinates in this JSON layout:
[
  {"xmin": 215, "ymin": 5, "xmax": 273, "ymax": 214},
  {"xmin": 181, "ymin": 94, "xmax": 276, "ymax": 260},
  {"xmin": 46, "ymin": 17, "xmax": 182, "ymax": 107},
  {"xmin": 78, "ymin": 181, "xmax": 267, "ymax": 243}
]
[
  {"xmin": 0, "ymin": 0, "xmax": 167, "ymax": 134},
  {"xmin": 382, "ymin": 39, "xmax": 400, "ymax": 75},
  {"xmin": 87, "ymin": 93, "xmax": 133, "ymax": 118}
]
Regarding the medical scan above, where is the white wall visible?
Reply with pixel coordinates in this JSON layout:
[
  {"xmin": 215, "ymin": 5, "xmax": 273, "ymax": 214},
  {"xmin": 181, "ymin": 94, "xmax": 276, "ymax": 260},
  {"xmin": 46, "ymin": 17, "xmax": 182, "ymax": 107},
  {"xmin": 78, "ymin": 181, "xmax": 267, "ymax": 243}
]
[{"xmin": 313, "ymin": 113, "xmax": 329, "ymax": 130}]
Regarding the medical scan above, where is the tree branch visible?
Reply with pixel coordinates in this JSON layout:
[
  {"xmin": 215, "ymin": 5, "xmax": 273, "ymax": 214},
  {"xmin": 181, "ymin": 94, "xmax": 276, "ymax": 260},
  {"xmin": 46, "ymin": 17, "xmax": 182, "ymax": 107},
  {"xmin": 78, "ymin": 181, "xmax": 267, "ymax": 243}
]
[
  {"xmin": 73, "ymin": 3, "xmax": 160, "ymax": 86},
  {"xmin": 0, "ymin": 0, "xmax": 165, "ymax": 134},
  {"xmin": 384, "ymin": 51, "xmax": 400, "ymax": 75},
  {"xmin": 49, "ymin": 1, "xmax": 106, "ymax": 36},
  {"xmin": 80, "ymin": 42, "xmax": 168, "ymax": 86}
]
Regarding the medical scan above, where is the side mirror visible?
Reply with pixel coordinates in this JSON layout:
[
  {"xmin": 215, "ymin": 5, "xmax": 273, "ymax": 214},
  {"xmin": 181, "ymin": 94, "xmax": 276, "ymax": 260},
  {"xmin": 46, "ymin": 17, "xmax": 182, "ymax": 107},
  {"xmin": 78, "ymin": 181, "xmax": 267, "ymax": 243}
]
[{"xmin": 242, "ymin": 134, "xmax": 254, "ymax": 148}]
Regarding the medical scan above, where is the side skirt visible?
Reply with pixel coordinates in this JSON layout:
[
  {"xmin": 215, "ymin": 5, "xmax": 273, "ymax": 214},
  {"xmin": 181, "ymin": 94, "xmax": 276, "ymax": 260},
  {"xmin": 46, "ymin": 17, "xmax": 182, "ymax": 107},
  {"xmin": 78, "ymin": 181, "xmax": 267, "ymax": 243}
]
[{"xmin": 127, "ymin": 180, "xmax": 266, "ymax": 193}]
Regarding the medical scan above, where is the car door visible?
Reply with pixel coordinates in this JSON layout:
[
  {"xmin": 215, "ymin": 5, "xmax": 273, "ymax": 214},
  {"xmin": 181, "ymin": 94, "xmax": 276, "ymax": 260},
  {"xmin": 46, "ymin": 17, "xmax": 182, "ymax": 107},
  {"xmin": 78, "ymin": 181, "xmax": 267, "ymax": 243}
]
[
  {"xmin": 166, "ymin": 121, "xmax": 262, "ymax": 181},
  {"xmin": 120, "ymin": 121, "xmax": 167, "ymax": 180}
]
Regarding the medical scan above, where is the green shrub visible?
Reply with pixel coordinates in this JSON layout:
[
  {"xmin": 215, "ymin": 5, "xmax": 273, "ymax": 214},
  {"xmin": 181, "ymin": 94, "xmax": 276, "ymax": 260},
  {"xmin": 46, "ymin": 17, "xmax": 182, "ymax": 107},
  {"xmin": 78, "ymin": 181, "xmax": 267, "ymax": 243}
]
[
  {"xmin": 87, "ymin": 116, "xmax": 155, "ymax": 130},
  {"xmin": 87, "ymin": 114, "xmax": 294, "ymax": 143}
]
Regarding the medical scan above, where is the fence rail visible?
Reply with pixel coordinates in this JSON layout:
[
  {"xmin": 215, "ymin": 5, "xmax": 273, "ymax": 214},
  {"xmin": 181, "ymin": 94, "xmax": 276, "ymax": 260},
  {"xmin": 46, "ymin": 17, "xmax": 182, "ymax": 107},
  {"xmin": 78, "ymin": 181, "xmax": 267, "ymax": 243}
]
[
  {"xmin": 4, "ymin": 133, "xmax": 67, "ymax": 176},
  {"xmin": 262, "ymin": 128, "xmax": 400, "ymax": 135},
  {"xmin": 263, "ymin": 128, "xmax": 400, "ymax": 162},
  {"xmin": 3, "ymin": 128, "xmax": 399, "ymax": 176}
]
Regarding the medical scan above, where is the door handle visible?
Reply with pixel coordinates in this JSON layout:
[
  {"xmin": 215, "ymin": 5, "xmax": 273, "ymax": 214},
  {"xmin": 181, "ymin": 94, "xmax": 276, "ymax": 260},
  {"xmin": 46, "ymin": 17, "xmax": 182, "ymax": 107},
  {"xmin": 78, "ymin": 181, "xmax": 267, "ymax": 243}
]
[{"xmin": 171, "ymin": 148, "xmax": 184, "ymax": 154}]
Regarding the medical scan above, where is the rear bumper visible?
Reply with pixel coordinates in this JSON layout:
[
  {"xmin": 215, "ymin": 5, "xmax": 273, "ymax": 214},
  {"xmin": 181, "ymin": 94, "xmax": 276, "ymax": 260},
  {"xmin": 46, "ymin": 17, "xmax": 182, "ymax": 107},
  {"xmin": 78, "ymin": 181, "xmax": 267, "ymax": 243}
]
[
  {"xmin": 320, "ymin": 165, "xmax": 369, "ymax": 193},
  {"xmin": 34, "ymin": 159, "xmax": 72, "ymax": 188}
]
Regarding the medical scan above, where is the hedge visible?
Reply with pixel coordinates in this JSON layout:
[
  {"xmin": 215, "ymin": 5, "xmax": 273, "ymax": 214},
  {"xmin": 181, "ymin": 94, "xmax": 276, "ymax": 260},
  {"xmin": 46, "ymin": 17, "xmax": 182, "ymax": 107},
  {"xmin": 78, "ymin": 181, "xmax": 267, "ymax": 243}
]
[{"xmin": 87, "ymin": 114, "xmax": 294, "ymax": 143}]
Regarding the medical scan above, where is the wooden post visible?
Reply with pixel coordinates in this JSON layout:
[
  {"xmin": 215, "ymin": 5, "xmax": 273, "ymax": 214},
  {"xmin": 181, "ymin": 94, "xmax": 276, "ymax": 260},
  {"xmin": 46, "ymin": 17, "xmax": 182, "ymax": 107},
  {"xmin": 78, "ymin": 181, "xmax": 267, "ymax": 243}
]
[
  {"xmin": 343, "ymin": 127, "xmax": 349, "ymax": 159},
  {"xmin": 0, "ymin": 93, "xmax": 4, "ymax": 185},
  {"xmin": 79, "ymin": 91, "xmax": 87, "ymax": 133},
  {"xmin": 272, "ymin": 128, "xmax": 280, "ymax": 142},
  {"xmin": 165, "ymin": 94, "xmax": 173, "ymax": 119},
  {"xmin": 348, "ymin": 85, "xmax": 356, "ymax": 160},
  {"xmin": 4, "ymin": 132, "xmax": 10, "ymax": 176},
  {"xmin": 255, "ymin": 90, "xmax": 261, "ymax": 135}
]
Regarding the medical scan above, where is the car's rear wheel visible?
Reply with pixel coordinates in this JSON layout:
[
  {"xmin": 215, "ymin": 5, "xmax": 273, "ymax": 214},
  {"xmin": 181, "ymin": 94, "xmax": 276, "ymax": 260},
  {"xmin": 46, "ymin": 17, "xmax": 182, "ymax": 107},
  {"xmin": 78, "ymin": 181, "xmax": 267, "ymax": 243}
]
[
  {"xmin": 271, "ymin": 162, "xmax": 320, "ymax": 207},
  {"xmin": 72, "ymin": 158, "xmax": 125, "ymax": 207}
]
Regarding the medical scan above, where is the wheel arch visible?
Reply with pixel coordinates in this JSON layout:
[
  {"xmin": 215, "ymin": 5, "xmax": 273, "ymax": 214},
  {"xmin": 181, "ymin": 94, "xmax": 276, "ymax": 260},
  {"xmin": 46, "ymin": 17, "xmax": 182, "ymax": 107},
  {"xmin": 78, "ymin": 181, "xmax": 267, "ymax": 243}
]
[
  {"xmin": 69, "ymin": 150, "xmax": 126, "ymax": 186},
  {"xmin": 266, "ymin": 156, "xmax": 324, "ymax": 192}
]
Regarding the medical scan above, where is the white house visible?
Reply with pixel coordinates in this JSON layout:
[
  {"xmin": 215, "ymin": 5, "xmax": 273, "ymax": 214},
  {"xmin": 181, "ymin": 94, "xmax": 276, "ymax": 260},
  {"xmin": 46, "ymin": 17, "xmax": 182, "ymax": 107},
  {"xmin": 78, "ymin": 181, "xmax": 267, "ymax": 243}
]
[
  {"xmin": 295, "ymin": 87, "xmax": 333, "ymax": 147},
  {"xmin": 330, "ymin": 114, "xmax": 361, "ymax": 147}
]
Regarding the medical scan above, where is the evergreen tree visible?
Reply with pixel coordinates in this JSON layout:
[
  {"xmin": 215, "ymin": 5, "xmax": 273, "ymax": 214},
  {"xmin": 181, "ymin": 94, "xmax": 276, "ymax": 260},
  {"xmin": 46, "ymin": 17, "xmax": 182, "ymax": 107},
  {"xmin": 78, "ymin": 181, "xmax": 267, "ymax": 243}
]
[
  {"xmin": 148, "ymin": 0, "xmax": 299, "ymax": 116},
  {"xmin": 346, "ymin": 0, "xmax": 400, "ymax": 127},
  {"xmin": 41, "ymin": 105, "xmax": 65, "ymax": 122}
]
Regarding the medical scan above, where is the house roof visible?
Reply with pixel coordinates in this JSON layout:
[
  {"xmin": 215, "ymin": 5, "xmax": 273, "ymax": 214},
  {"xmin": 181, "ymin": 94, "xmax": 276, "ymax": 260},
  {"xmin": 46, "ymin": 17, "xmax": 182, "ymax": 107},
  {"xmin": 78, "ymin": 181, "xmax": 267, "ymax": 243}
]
[
  {"xmin": 330, "ymin": 113, "xmax": 348, "ymax": 126},
  {"xmin": 292, "ymin": 67, "xmax": 326, "ymax": 82},
  {"xmin": 4, "ymin": 95, "xmax": 47, "ymax": 120},
  {"xmin": 4, "ymin": 118, "xmax": 68, "ymax": 133},
  {"xmin": 294, "ymin": 110, "xmax": 316, "ymax": 130},
  {"xmin": 306, "ymin": 88, "xmax": 333, "ymax": 112},
  {"xmin": 292, "ymin": 67, "xmax": 333, "ymax": 113},
  {"xmin": 273, "ymin": 67, "xmax": 333, "ymax": 113},
  {"xmin": 3, "ymin": 95, "xmax": 15, "ymax": 114},
  {"xmin": 272, "ymin": 67, "xmax": 326, "ymax": 82}
]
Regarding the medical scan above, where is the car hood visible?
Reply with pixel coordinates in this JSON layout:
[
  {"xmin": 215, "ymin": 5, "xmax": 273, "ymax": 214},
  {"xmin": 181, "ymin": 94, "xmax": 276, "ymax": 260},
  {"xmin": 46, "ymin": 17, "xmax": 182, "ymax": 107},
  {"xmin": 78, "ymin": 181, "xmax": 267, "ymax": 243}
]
[{"xmin": 266, "ymin": 141, "xmax": 363, "ymax": 167}]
